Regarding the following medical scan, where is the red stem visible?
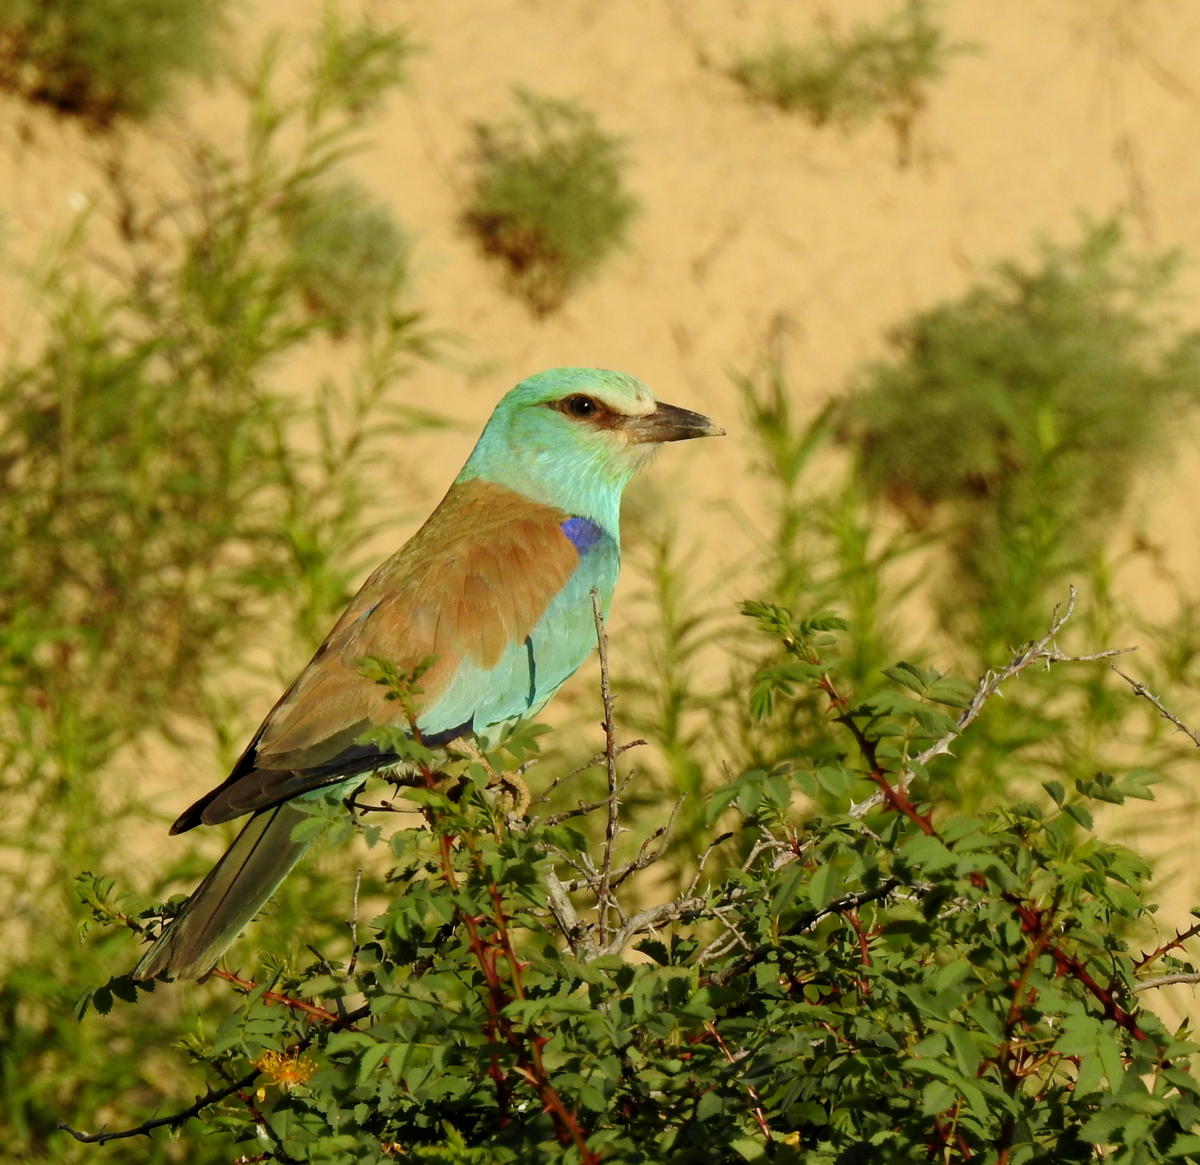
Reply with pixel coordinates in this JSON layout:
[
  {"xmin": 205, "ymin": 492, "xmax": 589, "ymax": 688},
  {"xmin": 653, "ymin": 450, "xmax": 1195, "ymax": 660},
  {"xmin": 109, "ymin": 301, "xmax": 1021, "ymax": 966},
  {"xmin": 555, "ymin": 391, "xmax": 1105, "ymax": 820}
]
[
  {"xmin": 1006, "ymin": 897, "xmax": 1146, "ymax": 1041},
  {"xmin": 1135, "ymin": 920, "xmax": 1200, "ymax": 971},
  {"xmin": 817, "ymin": 674, "xmax": 935, "ymax": 835},
  {"xmin": 420, "ymin": 754, "xmax": 597, "ymax": 1162},
  {"xmin": 211, "ymin": 969, "xmax": 362, "ymax": 1031}
]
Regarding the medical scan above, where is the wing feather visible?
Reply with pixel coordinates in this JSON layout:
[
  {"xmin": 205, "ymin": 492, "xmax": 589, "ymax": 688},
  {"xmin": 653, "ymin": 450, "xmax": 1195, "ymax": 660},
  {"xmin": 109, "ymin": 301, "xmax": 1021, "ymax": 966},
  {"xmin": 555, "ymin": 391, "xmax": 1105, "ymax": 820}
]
[{"xmin": 175, "ymin": 479, "xmax": 582, "ymax": 829}]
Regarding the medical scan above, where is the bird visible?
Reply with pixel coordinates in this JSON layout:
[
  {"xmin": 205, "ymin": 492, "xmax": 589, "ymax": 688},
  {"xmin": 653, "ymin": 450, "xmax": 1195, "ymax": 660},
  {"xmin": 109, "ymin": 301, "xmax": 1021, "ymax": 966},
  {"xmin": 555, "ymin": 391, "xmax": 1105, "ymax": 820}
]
[{"xmin": 133, "ymin": 367, "xmax": 723, "ymax": 980}]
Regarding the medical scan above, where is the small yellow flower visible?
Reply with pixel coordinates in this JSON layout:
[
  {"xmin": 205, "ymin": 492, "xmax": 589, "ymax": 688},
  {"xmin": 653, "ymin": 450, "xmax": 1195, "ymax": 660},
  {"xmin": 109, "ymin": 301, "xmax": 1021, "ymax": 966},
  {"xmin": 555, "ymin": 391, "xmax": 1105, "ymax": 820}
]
[{"xmin": 254, "ymin": 1049, "xmax": 318, "ymax": 1090}]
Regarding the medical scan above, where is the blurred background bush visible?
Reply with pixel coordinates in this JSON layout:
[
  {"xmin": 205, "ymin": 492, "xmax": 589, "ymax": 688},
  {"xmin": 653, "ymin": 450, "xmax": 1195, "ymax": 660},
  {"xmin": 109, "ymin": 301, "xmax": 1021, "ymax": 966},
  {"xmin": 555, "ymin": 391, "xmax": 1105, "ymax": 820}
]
[{"xmin": 1, "ymin": 0, "xmax": 1200, "ymax": 1160}]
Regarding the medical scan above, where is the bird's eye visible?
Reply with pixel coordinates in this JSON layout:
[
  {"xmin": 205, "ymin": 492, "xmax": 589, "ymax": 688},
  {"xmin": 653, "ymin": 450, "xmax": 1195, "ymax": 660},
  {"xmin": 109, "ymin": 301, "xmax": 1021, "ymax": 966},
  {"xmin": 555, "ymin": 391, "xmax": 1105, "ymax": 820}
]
[{"xmin": 563, "ymin": 394, "xmax": 598, "ymax": 419}]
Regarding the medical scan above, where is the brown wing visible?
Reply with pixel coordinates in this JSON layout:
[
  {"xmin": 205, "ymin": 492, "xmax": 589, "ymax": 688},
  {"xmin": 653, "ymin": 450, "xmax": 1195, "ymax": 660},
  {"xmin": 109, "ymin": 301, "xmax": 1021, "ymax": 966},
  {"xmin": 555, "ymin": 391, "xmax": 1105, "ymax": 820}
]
[{"xmin": 172, "ymin": 479, "xmax": 581, "ymax": 830}]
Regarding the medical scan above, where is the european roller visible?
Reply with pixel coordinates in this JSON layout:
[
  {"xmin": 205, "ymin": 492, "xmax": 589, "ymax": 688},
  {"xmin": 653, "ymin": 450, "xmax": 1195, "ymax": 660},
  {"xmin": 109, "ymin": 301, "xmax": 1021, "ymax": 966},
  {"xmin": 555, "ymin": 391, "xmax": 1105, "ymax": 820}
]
[{"xmin": 133, "ymin": 367, "xmax": 722, "ymax": 980}]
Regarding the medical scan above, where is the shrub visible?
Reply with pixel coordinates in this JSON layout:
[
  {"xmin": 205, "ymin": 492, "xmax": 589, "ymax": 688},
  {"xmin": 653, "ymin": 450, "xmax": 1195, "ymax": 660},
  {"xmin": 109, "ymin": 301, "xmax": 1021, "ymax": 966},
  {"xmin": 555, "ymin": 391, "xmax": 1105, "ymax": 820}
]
[
  {"xmin": 841, "ymin": 220, "xmax": 1200, "ymax": 658},
  {"xmin": 0, "ymin": 0, "xmax": 226, "ymax": 128},
  {"xmin": 0, "ymin": 12, "xmax": 430, "ymax": 1161},
  {"xmin": 729, "ymin": 0, "xmax": 967, "ymax": 162},
  {"xmin": 464, "ymin": 88, "xmax": 639, "ymax": 316},
  {"xmin": 68, "ymin": 598, "xmax": 1200, "ymax": 1162}
]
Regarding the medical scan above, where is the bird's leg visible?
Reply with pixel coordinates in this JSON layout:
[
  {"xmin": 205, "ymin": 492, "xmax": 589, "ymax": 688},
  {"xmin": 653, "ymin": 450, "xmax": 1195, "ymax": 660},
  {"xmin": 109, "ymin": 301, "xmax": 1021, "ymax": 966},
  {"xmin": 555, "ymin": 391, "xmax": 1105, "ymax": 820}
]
[{"xmin": 454, "ymin": 738, "xmax": 531, "ymax": 819}]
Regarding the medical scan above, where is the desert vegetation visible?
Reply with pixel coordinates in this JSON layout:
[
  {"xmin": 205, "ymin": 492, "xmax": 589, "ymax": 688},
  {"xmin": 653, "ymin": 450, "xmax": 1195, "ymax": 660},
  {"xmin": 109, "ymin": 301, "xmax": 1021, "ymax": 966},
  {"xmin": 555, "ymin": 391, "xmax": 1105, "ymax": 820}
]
[{"xmin": 1, "ymin": 2, "xmax": 1199, "ymax": 1163}]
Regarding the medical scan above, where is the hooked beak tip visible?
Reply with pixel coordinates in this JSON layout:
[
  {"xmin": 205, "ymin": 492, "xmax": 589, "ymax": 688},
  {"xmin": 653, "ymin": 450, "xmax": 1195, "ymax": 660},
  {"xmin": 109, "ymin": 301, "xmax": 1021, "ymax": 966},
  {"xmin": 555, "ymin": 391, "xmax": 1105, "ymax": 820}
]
[{"xmin": 631, "ymin": 401, "xmax": 726, "ymax": 444}]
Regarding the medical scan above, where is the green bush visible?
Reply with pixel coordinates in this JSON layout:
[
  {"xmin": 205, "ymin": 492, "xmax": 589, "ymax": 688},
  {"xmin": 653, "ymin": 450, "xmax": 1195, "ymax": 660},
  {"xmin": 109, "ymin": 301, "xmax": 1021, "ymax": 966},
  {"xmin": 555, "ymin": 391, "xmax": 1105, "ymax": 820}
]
[
  {"xmin": 69, "ymin": 600, "xmax": 1200, "ymax": 1162},
  {"xmin": 729, "ymin": 0, "xmax": 966, "ymax": 162},
  {"xmin": 842, "ymin": 220, "xmax": 1200, "ymax": 658},
  {"xmin": 464, "ymin": 88, "xmax": 639, "ymax": 316},
  {"xmin": 0, "ymin": 0, "xmax": 226, "ymax": 128},
  {"xmin": 0, "ymin": 12, "xmax": 431, "ymax": 1162}
]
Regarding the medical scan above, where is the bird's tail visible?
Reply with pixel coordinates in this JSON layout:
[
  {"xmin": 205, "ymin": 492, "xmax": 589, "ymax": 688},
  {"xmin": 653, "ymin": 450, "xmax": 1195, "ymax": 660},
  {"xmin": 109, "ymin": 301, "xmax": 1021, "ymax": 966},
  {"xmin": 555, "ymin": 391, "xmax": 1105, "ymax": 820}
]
[{"xmin": 132, "ymin": 802, "xmax": 312, "ymax": 981}]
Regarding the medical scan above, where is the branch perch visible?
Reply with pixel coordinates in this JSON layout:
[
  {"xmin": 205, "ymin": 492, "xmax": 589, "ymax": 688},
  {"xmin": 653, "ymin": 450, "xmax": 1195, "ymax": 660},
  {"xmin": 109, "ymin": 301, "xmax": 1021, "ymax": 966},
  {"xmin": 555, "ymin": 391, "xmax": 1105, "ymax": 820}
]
[{"xmin": 59, "ymin": 1070, "xmax": 260, "ymax": 1145}]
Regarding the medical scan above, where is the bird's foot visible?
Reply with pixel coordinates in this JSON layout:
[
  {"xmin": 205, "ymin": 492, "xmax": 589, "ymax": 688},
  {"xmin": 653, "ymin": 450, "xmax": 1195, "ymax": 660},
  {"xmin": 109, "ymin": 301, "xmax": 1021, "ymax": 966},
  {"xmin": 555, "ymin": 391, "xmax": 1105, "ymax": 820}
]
[
  {"xmin": 488, "ymin": 770, "xmax": 532, "ymax": 819},
  {"xmin": 452, "ymin": 738, "xmax": 531, "ymax": 820}
]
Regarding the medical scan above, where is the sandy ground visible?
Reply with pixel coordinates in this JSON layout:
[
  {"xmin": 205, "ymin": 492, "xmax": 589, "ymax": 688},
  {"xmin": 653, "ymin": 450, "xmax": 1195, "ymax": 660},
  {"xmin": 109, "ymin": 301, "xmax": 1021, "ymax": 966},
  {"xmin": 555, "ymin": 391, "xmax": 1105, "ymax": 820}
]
[{"xmin": 3, "ymin": 0, "xmax": 1200, "ymax": 1018}]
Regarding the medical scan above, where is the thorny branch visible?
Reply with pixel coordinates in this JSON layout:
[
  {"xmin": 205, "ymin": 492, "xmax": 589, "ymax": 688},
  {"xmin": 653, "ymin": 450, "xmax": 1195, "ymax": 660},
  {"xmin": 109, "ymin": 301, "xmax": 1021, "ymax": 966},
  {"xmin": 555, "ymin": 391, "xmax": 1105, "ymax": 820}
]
[
  {"xmin": 851, "ymin": 587, "xmax": 1134, "ymax": 818},
  {"xmin": 531, "ymin": 739, "xmax": 647, "ymax": 807},
  {"xmin": 701, "ymin": 879, "xmax": 902, "ymax": 988},
  {"xmin": 592, "ymin": 588, "xmax": 622, "ymax": 945},
  {"xmin": 1136, "ymin": 920, "xmax": 1200, "ymax": 971},
  {"xmin": 1112, "ymin": 665, "xmax": 1200, "ymax": 748},
  {"xmin": 1133, "ymin": 972, "xmax": 1200, "ymax": 993},
  {"xmin": 59, "ymin": 1070, "xmax": 261, "ymax": 1145},
  {"xmin": 211, "ymin": 968, "xmax": 368, "ymax": 1031}
]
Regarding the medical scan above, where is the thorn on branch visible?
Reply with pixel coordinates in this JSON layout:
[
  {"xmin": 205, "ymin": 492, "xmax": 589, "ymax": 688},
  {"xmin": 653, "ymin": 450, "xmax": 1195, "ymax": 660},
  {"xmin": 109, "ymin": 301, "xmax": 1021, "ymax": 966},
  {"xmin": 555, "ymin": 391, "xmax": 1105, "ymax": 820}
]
[
  {"xmin": 1112, "ymin": 665, "xmax": 1200, "ymax": 749},
  {"xmin": 1134, "ymin": 918, "xmax": 1200, "ymax": 971},
  {"xmin": 1132, "ymin": 972, "xmax": 1200, "ymax": 993},
  {"xmin": 530, "ymin": 739, "xmax": 647, "ymax": 808},
  {"xmin": 850, "ymin": 587, "xmax": 1136, "ymax": 820},
  {"xmin": 58, "ymin": 1070, "xmax": 260, "ymax": 1145},
  {"xmin": 591, "ymin": 588, "xmax": 622, "ymax": 945}
]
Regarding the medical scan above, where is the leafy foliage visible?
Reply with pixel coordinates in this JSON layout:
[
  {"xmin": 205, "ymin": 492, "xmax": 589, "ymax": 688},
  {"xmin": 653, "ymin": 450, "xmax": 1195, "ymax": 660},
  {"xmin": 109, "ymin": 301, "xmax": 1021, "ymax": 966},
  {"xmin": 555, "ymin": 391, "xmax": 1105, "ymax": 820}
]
[
  {"xmin": 0, "ymin": 12, "xmax": 430, "ymax": 1162},
  {"xmin": 842, "ymin": 219, "xmax": 1200, "ymax": 656},
  {"xmin": 0, "ymin": 0, "xmax": 226, "ymax": 128},
  {"xmin": 729, "ymin": 0, "xmax": 966, "ymax": 162},
  {"xmin": 464, "ymin": 88, "xmax": 639, "ymax": 316},
  {"xmin": 73, "ymin": 602, "xmax": 1200, "ymax": 1163}
]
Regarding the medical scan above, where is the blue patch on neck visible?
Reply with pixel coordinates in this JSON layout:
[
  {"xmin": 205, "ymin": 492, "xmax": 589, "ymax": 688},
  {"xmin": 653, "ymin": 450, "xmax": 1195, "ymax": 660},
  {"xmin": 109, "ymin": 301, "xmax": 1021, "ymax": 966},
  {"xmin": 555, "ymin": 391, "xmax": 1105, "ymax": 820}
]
[{"xmin": 561, "ymin": 516, "xmax": 605, "ymax": 554}]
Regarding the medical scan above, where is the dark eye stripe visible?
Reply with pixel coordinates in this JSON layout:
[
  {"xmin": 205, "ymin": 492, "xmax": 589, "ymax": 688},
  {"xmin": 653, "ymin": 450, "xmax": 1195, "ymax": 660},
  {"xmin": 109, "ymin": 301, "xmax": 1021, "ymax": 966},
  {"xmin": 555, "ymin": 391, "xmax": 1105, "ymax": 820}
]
[{"xmin": 546, "ymin": 394, "xmax": 625, "ymax": 430}]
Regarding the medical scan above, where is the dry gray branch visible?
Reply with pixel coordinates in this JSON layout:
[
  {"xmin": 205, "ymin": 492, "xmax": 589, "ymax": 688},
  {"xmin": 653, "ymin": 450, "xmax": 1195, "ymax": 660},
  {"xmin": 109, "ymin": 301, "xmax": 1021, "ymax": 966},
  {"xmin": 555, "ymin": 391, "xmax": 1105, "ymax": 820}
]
[
  {"xmin": 592, "ymin": 588, "xmax": 622, "ymax": 945},
  {"xmin": 59, "ymin": 1069, "xmax": 262, "ymax": 1145},
  {"xmin": 851, "ymin": 587, "xmax": 1135, "ymax": 818},
  {"xmin": 544, "ymin": 870, "xmax": 597, "ymax": 961},
  {"xmin": 541, "ymin": 769, "xmax": 636, "ymax": 826},
  {"xmin": 530, "ymin": 739, "xmax": 647, "ymax": 808},
  {"xmin": 597, "ymin": 894, "xmax": 710, "ymax": 959},
  {"xmin": 1132, "ymin": 972, "xmax": 1200, "ymax": 993},
  {"xmin": 689, "ymin": 832, "xmax": 736, "ymax": 895},
  {"xmin": 609, "ymin": 795, "xmax": 686, "ymax": 892},
  {"xmin": 1111, "ymin": 665, "xmax": 1200, "ymax": 748}
]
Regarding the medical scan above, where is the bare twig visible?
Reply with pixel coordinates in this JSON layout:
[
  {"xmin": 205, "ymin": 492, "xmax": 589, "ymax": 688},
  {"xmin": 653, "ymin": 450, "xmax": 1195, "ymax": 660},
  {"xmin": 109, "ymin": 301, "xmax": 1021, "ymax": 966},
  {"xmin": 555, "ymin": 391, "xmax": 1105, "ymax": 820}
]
[
  {"xmin": 688, "ymin": 832, "xmax": 736, "ymax": 896},
  {"xmin": 695, "ymin": 911, "xmax": 755, "ymax": 964},
  {"xmin": 541, "ymin": 769, "xmax": 636, "ymax": 826},
  {"xmin": 1112, "ymin": 666, "xmax": 1200, "ymax": 748},
  {"xmin": 592, "ymin": 589, "xmax": 622, "ymax": 945},
  {"xmin": 850, "ymin": 588, "xmax": 1134, "ymax": 818},
  {"xmin": 346, "ymin": 868, "xmax": 363, "ymax": 978},
  {"xmin": 530, "ymin": 739, "xmax": 647, "ymax": 807},
  {"xmin": 58, "ymin": 1070, "xmax": 260, "ymax": 1145},
  {"xmin": 1133, "ymin": 973, "xmax": 1200, "ymax": 993},
  {"xmin": 609, "ymin": 795, "xmax": 686, "ymax": 891}
]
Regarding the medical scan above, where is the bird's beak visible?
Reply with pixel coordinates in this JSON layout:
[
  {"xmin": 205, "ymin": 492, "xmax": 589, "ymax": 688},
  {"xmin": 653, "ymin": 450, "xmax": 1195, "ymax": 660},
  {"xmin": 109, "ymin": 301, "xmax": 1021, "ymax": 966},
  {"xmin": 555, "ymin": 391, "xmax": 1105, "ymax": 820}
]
[{"xmin": 626, "ymin": 401, "xmax": 726, "ymax": 444}]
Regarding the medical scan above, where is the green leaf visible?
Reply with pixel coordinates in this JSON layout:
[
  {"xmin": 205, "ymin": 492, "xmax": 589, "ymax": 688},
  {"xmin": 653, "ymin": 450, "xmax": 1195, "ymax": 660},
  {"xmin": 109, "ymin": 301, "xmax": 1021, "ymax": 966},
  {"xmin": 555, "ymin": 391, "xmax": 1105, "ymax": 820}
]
[
  {"xmin": 732, "ymin": 1136, "xmax": 769, "ymax": 1162},
  {"xmin": 899, "ymin": 833, "xmax": 956, "ymax": 873},
  {"xmin": 806, "ymin": 860, "xmax": 841, "ymax": 909},
  {"xmin": 920, "ymin": 1080, "xmax": 956, "ymax": 1115}
]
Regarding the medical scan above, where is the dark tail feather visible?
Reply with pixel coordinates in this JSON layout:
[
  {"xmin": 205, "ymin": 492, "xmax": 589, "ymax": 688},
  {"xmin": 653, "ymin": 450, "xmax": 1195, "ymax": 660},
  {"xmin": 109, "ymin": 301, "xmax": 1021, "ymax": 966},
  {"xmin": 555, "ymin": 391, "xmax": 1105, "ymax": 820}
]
[{"xmin": 132, "ymin": 803, "xmax": 312, "ymax": 981}]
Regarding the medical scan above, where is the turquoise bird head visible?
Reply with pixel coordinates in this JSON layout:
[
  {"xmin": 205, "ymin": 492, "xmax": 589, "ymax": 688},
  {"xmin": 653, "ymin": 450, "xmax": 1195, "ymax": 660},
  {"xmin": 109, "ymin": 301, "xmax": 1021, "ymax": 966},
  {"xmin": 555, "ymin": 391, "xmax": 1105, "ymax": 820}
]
[{"xmin": 458, "ymin": 367, "xmax": 724, "ymax": 532}]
